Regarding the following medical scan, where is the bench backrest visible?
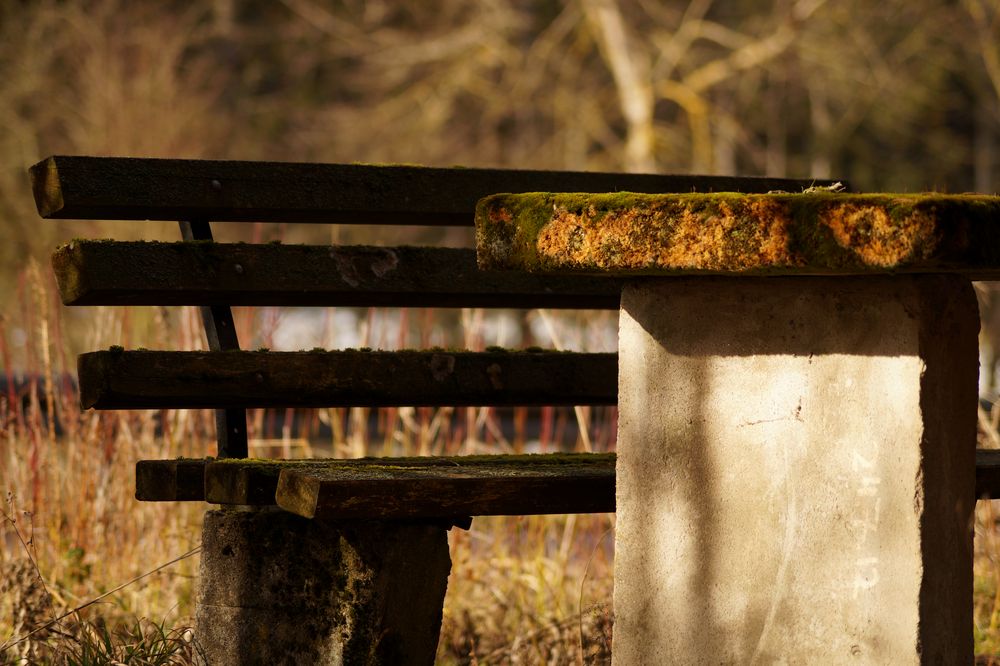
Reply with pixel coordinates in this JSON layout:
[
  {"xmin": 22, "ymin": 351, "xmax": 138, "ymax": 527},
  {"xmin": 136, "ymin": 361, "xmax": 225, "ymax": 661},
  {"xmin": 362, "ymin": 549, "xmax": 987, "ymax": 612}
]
[{"xmin": 31, "ymin": 155, "xmax": 850, "ymax": 516}]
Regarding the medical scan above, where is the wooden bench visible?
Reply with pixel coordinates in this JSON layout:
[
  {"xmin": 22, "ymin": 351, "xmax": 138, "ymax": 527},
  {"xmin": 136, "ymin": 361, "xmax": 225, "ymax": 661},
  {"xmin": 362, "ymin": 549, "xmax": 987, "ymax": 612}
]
[{"xmin": 31, "ymin": 155, "xmax": 1000, "ymax": 663}]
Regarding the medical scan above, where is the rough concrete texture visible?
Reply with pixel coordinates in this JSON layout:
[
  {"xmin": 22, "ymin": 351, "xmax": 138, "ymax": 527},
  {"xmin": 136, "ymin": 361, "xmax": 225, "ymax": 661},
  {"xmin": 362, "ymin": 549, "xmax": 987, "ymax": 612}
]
[
  {"xmin": 475, "ymin": 192, "xmax": 1000, "ymax": 275},
  {"xmin": 196, "ymin": 508, "xmax": 451, "ymax": 666},
  {"xmin": 613, "ymin": 275, "xmax": 978, "ymax": 665}
]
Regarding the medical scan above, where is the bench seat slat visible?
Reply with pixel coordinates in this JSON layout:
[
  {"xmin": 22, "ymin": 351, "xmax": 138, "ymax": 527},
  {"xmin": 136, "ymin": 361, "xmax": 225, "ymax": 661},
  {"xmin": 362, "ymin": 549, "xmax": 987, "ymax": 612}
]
[
  {"xmin": 31, "ymin": 155, "xmax": 841, "ymax": 225},
  {"xmin": 135, "ymin": 458, "xmax": 207, "ymax": 501},
  {"xmin": 53, "ymin": 241, "xmax": 622, "ymax": 308},
  {"xmin": 140, "ymin": 454, "xmax": 615, "ymax": 518},
  {"xmin": 80, "ymin": 349, "xmax": 618, "ymax": 409},
  {"xmin": 977, "ymin": 449, "xmax": 1000, "ymax": 499},
  {"xmin": 138, "ymin": 451, "xmax": 1000, "ymax": 508},
  {"xmin": 274, "ymin": 453, "xmax": 616, "ymax": 519}
]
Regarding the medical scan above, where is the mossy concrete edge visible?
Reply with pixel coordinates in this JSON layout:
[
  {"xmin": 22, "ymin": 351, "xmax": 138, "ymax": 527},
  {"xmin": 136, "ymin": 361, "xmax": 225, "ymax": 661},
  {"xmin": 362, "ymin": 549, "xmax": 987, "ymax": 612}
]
[{"xmin": 475, "ymin": 192, "xmax": 1000, "ymax": 275}]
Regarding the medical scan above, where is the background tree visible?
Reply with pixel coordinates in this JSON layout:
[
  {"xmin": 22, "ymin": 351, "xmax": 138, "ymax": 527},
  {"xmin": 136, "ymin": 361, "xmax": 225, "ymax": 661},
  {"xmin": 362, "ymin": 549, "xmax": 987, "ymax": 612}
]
[{"xmin": 0, "ymin": 0, "xmax": 997, "ymax": 343}]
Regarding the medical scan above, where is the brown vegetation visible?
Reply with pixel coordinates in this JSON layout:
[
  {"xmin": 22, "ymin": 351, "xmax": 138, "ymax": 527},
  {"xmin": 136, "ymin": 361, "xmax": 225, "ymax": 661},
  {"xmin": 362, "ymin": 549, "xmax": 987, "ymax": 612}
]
[
  {"xmin": 0, "ymin": 265, "xmax": 616, "ymax": 663},
  {"xmin": 1, "ymin": 0, "xmax": 1000, "ymax": 661}
]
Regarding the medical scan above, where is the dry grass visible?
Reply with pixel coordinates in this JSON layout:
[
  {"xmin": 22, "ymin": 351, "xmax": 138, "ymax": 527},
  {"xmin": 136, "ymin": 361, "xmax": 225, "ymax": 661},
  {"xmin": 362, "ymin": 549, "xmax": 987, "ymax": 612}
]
[
  {"xmin": 5, "ymin": 261, "xmax": 1000, "ymax": 663},
  {"xmin": 0, "ymin": 264, "xmax": 616, "ymax": 665},
  {"xmin": 977, "ymin": 403, "xmax": 1000, "ymax": 660}
]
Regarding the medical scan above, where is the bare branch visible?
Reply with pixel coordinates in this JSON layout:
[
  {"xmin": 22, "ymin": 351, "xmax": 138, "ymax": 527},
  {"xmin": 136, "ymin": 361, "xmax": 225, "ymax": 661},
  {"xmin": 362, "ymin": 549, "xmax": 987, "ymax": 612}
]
[
  {"xmin": 964, "ymin": 0, "xmax": 1000, "ymax": 104},
  {"xmin": 277, "ymin": 0, "xmax": 367, "ymax": 46},
  {"xmin": 682, "ymin": 0, "xmax": 828, "ymax": 93},
  {"xmin": 580, "ymin": 0, "xmax": 656, "ymax": 172}
]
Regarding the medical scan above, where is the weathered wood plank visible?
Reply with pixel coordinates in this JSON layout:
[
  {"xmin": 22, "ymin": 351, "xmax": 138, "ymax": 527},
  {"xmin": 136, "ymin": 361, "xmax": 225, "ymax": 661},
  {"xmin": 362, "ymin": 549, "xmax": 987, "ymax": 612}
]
[
  {"xmin": 80, "ymin": 349, "xmax": 618, "ymax": 409},
  {"xmin": 138, "ymin": 451, "xmax": 1000, "ymax": 504},
  {"xmin": 52, "ymin": 241, "xmax": 622, "ymax": 308},
  {"xmin": 978, "ymin": 449, "xmax": 1000, "ymax": 498},
  {"xmin": 203, "ymin": 458, "xmax": 303, "ymax": 506},
  {"xmin": 275, "ymin": 453, "xmax": 615, "ymax": 519},
  {"xmin": 30, "ymin": 155, "xmax": 843, "ymax": 225},
  {"xmin": 477, "ymin": 192, "xmax": 1000, "ymax": 277},
  {"xmin": 197, "ymin": 453, "xmax": 615, "ymax": 518},
  {"xmin": 135, "ymin": 458, "xmax": 208, "ymax": 501}
]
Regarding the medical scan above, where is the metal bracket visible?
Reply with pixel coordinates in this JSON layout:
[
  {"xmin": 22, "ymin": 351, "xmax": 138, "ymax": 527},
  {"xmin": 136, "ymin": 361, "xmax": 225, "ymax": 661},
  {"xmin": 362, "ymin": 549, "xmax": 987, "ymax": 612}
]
[{"xmin": 179, "ymin": 220, "xmax": 248, "ymax": 458}]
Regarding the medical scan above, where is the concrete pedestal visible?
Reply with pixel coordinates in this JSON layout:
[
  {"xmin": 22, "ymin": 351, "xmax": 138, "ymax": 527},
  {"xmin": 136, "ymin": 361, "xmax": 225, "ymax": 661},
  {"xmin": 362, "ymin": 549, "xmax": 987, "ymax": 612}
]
[
  {"xmin": 613, "ymin": 275, "xmax": 978, "ymax": 664},
  {"xmin": 196, "ymin": 508, "xmax": 451, "ymax": 666}
]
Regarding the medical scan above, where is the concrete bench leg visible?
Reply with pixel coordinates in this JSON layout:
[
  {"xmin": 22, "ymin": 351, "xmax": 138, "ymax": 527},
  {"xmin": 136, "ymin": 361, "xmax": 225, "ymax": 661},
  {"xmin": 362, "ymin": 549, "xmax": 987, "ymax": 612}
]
[
  {"xmin": 613, "ymin": 275, "xmax": 978, "ymax": 664},
  {"xmin": 196, "ymin": 508, "xmax": 451, "ymax": 665}
]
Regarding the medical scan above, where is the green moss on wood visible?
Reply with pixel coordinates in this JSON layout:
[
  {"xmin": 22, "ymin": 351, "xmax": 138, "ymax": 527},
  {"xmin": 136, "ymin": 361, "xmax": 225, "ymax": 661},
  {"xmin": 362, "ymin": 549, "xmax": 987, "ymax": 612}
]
[{"xmin": 476, "ymin": 191, "xmax": 1000, "ymax": 275}]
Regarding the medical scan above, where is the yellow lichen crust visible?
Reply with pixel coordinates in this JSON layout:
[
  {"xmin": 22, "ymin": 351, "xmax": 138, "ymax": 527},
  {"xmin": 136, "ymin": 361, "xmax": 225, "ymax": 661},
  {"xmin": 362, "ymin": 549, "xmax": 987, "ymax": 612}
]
[{"xmin": 475, "ymin": 192, "xmax": 1000, "ymax": 275}]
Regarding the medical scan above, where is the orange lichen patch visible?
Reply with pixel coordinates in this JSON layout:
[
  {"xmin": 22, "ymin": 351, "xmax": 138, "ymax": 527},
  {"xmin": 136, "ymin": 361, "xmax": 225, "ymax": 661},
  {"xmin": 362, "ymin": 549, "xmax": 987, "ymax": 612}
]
[
  {"xmin": 488, "ymin": 206, "xmax": 512, "ymax": 223},
  {"xmin": 819, "ymin": 202, "xmax": 939, "ymax": 267},
  {"xmin": 533, "ymin": 197, "xmax": 803, "ymax": 271},
  {"xmin": 751, "ymin": 199, "xmax": 799, "ymax": 265},
  {"xmin": 476, "ymin": 191, "xmax": 1000, "ymax": 275}
]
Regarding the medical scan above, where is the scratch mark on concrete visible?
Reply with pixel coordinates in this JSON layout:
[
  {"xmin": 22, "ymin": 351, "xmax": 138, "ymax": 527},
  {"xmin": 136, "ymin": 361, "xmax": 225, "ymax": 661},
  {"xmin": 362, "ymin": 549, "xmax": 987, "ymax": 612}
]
[{"xmin": 750, "ymin": 434, "xmax": 798, "ymax": 665}]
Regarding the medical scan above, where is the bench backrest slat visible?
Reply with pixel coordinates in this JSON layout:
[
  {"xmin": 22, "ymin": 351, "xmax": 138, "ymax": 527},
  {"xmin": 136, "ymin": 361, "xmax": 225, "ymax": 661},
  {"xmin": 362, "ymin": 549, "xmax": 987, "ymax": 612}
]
[
  {"xmin": 31, "ymin": 155, "xmax": 843, "ymax": 224},
  {"xmin": 79, "ymin": 350, "xmax": 618, "ymax": 409},
  {"xmin": 54, "ymin": 241, "xmax": 623, "ymax": 309}
]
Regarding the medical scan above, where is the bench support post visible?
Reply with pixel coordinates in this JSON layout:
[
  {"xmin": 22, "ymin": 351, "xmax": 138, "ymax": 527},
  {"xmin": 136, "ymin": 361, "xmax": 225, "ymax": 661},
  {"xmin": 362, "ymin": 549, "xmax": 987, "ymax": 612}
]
[
  {"xmin": 196, "ymin": 508, "xmax": 451, "ymax": 665},
  {"xmin": 178, "ymin": 219, "xmax": 248, "ymax": 458},
  {"xmin": 612, "ymin": 275, "xmax": 977, "ymax": 663}
]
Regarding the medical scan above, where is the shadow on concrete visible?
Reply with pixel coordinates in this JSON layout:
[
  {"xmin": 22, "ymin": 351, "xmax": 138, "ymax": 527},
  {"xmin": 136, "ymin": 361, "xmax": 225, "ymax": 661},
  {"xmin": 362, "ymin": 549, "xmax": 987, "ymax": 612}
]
[{"xmin": 615, "ymin": 273, "xmax": 979, "ymax": 662}]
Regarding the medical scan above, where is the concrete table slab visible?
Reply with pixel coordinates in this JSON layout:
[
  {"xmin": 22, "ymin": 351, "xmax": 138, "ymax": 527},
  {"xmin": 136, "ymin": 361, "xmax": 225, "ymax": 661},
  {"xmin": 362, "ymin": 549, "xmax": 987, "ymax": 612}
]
[
  {"xmin": 477, "ymin": 192, "xmax": 1000, "ymax": 277},
  {"xmin": 476, "ymin": 191, "xmax": 1000, "ymax": 664}
]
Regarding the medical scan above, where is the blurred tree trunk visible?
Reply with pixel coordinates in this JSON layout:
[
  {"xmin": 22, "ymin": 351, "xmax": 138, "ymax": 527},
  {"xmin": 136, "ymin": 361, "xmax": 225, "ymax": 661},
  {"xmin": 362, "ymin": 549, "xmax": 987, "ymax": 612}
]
[
  {"xmin": 765, "ymin": 69, "xmax": 787, "ymax": 178},
  {"xmin": 975, "ymin": 102, "xmax": 996, "ymax": 194},
  {"xmin": 807, "ymin": 81, "xmax": 832, "ymax": 180},
  {"xmin": 212, "ymin": 0, "xmax": 235, "ymax": 35},
  {"xmin": 580, "ymin": 0, "xmax": 656, "ymax": 173}
]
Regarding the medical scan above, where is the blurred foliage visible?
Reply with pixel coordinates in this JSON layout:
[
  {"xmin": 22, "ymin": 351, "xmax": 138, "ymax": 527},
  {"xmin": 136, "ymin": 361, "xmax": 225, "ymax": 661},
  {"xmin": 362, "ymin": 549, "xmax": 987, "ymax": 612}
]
[
  {"xmin": 0, "ymin": 0, "xmax": 996, "ymax": 258},
  {"xmin": 2, "ymin": 0, "xmax": 999, "ymax": 377},
  {"xmin": 2, "ymin": 2, "xmax": 1000, "ymax": 659},
  {"xmin": 0, "ymin": 271, "xmax": 616, "ymax": 663}
]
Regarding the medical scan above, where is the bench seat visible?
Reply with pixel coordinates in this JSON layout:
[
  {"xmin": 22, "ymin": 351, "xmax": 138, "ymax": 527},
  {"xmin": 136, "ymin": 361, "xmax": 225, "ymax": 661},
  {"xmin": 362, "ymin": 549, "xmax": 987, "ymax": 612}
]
[
  {"xmin": 137, "ymin": 453, "xmax": 616, "ymax": 520},
  {"xmin": 136, "ymin": 450, "xmax": 1000, "ymax": 512}
]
